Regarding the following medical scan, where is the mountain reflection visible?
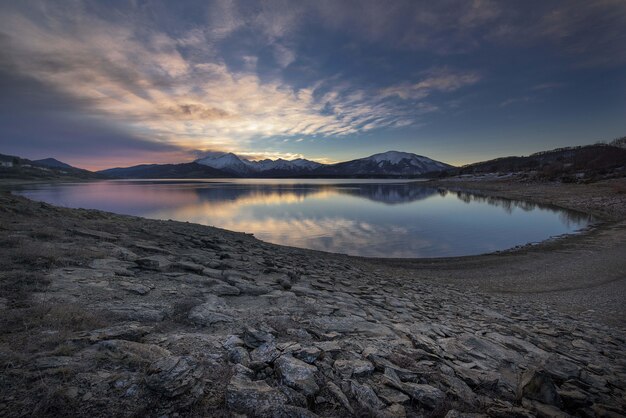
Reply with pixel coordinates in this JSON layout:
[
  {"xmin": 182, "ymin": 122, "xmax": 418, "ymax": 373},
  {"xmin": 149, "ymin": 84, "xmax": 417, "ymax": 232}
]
[
  {"xmin": 191, "ymin": 182, "xmax": 440, "ymax": 205},
  {"xmin": 14, "ymin": 180, "xmax": 595, "ymax": 258}
]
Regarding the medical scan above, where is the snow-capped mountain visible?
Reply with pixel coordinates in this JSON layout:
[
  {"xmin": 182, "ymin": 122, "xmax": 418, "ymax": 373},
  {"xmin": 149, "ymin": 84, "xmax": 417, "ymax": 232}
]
[
  {"xmin": 315, "ymin": 151, "xmax": 452, "ymax": 176},
  {"xmin": 100, "ymin": 150, "xmax": 453, "ymax": 178},
  {"xmin": 195, "ymin": 153, "xmax": 322, "ymax": 175},
  {"xmin": 195, "ymin": 152, "xmax": 256, "ymax": 175}
]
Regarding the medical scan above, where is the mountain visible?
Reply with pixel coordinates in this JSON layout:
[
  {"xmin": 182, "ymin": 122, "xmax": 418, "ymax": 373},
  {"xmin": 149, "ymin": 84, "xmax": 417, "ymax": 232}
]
[
  {"xmin": 195, "ymin": 152, "xmax": 255, "ymax": 175},
  {"xmin": 33, "ymin": 158, "xmax": 75, "ymax": 170},
  {"xmin": 195, "ymin": 153, "xmax": 323, "ymax": 176},
  {"xmin": 0, "ymin": 153, "xmax": 103, "ymax": 179},
  {"xmin": 99, "ymin": 150, "xmax": 452, "ymax": 178},
  {"xmin": 449, "ymin": 143, "xmax": 626, "ymax": 182},
  {"xmin": 99, "ymin": 162, "xmax": 230, "ymax": 179},
  {"xmin": 314, "ymin": 151, "xmax": 453, "ymax": 176}
]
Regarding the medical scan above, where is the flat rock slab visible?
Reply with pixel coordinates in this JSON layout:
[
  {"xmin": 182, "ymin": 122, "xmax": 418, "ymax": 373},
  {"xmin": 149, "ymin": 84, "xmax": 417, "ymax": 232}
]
[{"xmin": 275, "ymin": 355, "xmax": 319, "ymax": 396}]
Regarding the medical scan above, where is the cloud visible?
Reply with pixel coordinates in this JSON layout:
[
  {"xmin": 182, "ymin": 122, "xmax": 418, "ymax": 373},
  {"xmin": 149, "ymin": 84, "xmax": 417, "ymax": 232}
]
[
  {"xmin": 380, "ymin": 68, "xmax": 481, "ymax": 100},
  {"xmin": 0, "ymin": 1, "xmax": 414, "ymax": 159}
]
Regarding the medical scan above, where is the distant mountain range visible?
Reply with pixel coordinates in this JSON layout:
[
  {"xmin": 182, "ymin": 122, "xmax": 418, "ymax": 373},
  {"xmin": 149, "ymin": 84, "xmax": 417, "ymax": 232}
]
[
  {"xmin": 101, "ymin": 150, "xmax": 453, "ymax": 178},
  {"xmin": 0, "ymin": 153, "xmax": 103, "ymax": 180}
]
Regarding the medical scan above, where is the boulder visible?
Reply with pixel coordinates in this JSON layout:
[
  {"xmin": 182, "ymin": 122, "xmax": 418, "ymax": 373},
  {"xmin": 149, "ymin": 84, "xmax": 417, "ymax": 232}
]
[
  {"xmin": 275, "ymin": 355, "xmax": 319, "ymax": 396},
  {"xmin": 401, "ymin": 382, "xmax": 446, "ymax": 409},
  {"xmin": 145, "ymin": 356, "xmax": 205, "ymax": 400},
  {"xmin": 333, "ymin": 359, "xmax": 375, "ymax": 378},
  {"xmin": 350, "ymin": 380, "xmax": 385, "ymax": 412},
  {"xmin": 226, "ymin": 375, "xmax": 287, "ymax": 414},
  {"xmin": 243, "ymin": 328, "xmax": 275, "ymax": 349},
  {"xmin": 517, "ymin": 369, "xmax": 562, "ymax": 407},
  {"xmin": 136, "ymin": 255, "xmax": 171, "ymax": 271}
]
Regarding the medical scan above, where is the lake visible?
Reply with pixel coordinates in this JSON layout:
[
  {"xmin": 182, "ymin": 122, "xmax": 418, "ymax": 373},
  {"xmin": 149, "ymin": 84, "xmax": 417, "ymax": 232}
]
[{"xmin": 12, "ymin": 179, "xmax": 595, "ymax": 258}]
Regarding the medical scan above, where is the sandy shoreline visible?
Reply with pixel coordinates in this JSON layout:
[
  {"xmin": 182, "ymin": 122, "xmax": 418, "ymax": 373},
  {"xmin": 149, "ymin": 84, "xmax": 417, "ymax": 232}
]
[{"xmin": 1, "ymin": 178, "xmax": 625, "ymax": 417}]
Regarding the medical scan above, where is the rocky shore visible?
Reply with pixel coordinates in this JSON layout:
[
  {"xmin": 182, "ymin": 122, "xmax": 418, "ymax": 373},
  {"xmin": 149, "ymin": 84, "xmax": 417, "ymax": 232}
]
[{"xmin": 1, "ymin": 179, "xmax": 625, "ymax": 417}]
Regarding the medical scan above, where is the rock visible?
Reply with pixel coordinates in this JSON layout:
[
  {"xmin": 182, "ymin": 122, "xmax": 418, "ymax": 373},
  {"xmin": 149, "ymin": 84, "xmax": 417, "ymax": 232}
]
[
  {"xmin": 444, "ymin": 410, "xmax": 486, "ymax": 418},
  {"xmin": 108, "ymin": 304, "xmax": 167, "ymax": 322},
  {"xmin": 223, "ymin": 335, "xmax": 245, "ymax": 349},
  {"xmin": 294, "ymin": 347, "xmax": 322, "ymax": 364},
  {"xmin": 145, "ymin": 356, "xmax": 204, "ymax": 400},
  {"xmin": 314, "ymin": 341, "xmax": 342, "ymax": 355},
  {"xmin": 118, "ymin": 281, "xmax": 150, "ymax": 295},
  {"xmin": 401, "ymin": 383, "xmax": 446, "ymax": 409},
  {"xmin": 326, "ymin": 381, "xmax": 354, "ymax": 414},
  {"xmin": 89, "ymin": 258, "xmax": 134, "ymax": 275},
  {"xmin": 542, "ymin": 355, "xmax": 580, "ymax": 382},
  {"xmin": 383, "ymin": 403, "xmax": 407, "ymax": 418},
  {"xmin": 309, "ymin": 316, "xmax": 395, "ymax": 336},
  {"xmin": 188, "ymin": 295, "xmax": 233, "ymax": 326},
  {"xmin": 110, "ymin": 246, "xmax": 138, "ymax": 261},
  {"xmin": 228, "ymin": 346, "xmax": 251, "ymax": 367},
  {"xmin": 34, "ymin": 356, "xmax": 79, "ymax": 370},
  {"xmin": 72, "ymin": 228, "xmax": 116, "ymax": 241},
  {"xmin": 517, "ymin": 369, "xmax": 562, "ymax": 407},
  {"xmin": 522, "ymin": 399, "xmax": 569, "ymax": 418},
  {"xmin": 172, "ymin": 261, "xmax": 205, "ymax": 273},
  {"xmin": 409, "ymin": 332, "xmax": 443, "ymax": 356},
  {"xmin": 350, "ymin": 380, "xmax": 385, "ymax": 412},
  {"xmin": 95, "ymin": 339, "xmax": 171, "ymax": 365},
  {"xmin": 226, "ymin": 375, "xmax": 287, "ymax": 414},
  {"xmin": 275, "ymin": 355, "xmax": 319, "ymax": 396},
  {"xmin": 333, "ymin": 359, "xmax": 375, "ymax": 378},
  {"xmin": 368, "ymin": 355, "xmax": 418, "ymax": 381},
  {"xmin": 243, "ymin": 328, "xmax": 275, "ymax": 349},
  {"xmin": 212, "ymin": 283, "xmax": 241, "ymax": 296},
  {"xmin": 259, "ymin": 404, "xmax": 319, "ymax": 418},
  {"xmin": 0, "ymin": 297, "xmax": 7, "ymax": 310},
  {"xmin": 250, "ymin": 342, "xmax": 281, "ymax": 364},
  {"xmin": 376, "ymin": 386, "xmax": 410, "ymax": 405},
  {"xmin": 558, "ymin": 386, "xmax": 592, "ymax": 410},
  {"xmin": 74, "ymin": 323, "xmax": 153, "ymax": 343},
  {"xmin": 136, "ymin": 255, "xmax": 171, "ymax": 271}
]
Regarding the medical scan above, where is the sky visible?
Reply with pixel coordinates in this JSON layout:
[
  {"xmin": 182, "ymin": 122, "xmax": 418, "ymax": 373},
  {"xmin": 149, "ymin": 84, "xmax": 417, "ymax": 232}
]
[{"xmin": 0, "ymin": 0, "xmax": 625, "ymax": 170}]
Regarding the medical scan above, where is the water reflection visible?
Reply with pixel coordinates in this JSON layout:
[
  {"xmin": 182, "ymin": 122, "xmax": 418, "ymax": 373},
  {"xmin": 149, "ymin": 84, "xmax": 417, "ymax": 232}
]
[{"xmin": 13, "ymin": 180, "xmax": 594, "ymax": 258}]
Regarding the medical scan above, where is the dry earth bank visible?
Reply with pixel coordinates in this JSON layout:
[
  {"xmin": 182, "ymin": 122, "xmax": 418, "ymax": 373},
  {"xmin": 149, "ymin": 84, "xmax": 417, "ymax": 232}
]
[{"xmin": 0, "ymin": 179, "xmax": 625, "ymax": 417}]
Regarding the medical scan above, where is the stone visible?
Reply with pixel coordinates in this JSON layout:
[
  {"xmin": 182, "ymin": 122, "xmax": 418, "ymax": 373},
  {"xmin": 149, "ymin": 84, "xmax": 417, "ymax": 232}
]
[
  {"xmin": 118, "ymin": 281, "xmax": 150, "ymax": 295},
  {"xmin": 444, "ymin": 410, "xmax": 487, "ymax": 418},
  {"xmin": 401, "ymin": 383, "xmax": 446, "ymax": 409},
  {"xmin": 226, "ymin": 375, "xmax": 287, "ymax": 414},
  {"xmin": 326, "ymin": 381, "xmax": 354, "ymax": 414},
  {"xmin": 228, "ymin": 346, "xmax": 251, "ymax": 367},
  {"xmin": 95, "ymin": 339, "xmax": 171, "ymax": 365},
  {"xmin": 75, "ymin": 323, "xmax": 153, "ymax": 343},
  {"xmin": 383, "ymin": 403, "xmax": 407, "ymax": 418},
  {"xmin": 250, "ymin": 342, "xmax": 281, "ymax": 364},
  {"xmin": 243, "ymin": 328, "xmax": 275, "ymax": 349},
  {"xmin": 368, "ymin": 355, "xmax": 419, "ymax": 381},
  {"xmin": 517, "ymin": 369, "xmax": 562, "ymax": 407},
  {"xmin": 542, "ymin": 355, "xmax": 580, "ymax": 382},
  {"xmin": 294, "ymin": 347, "xmax": 322, "ymax": 364},
  {"xmin": 212, "ymin": 283, "xmax": 241, "ymax": 296},
  {"xmin": 89, "ymin": 258, "xmax": 135, "ymax": 275},
  {"xmin": 275, "ymin": 355, "xmax": 319, "ymax": 396},
  {"xmin": 173, "ymin": 261, "xmax": 205, "ymax": 273},
  {"xmin": 136, "ymin": 255, "xmax": 171, "ymax": 271},
  {"xmin": 333, "ymin": 359, "xmax": 375, "ymax": 378},
  {"xmin": 223, "ymin": 335, "xmax": 245, "ymax": 349},
  {"xmin": 376, "ymin": 386, "xmax": 410, "ymax": 405},
  {"xmin": 188, "ymin": 295, "xmax": 233, "ymax": 326},
  {"xmin": 145, "ymin": 356, "xmax": 204, "ymax": 400},
  {"xmin": 350, "ymin": 380, "xmax": 385, "ymax": 412}
]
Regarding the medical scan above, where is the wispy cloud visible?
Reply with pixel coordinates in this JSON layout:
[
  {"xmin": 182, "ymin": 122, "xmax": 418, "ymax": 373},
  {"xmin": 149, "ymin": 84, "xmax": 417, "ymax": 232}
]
[
  {"xmin": 380, "ymin": 68, "xmax": 481, "ymax": 100},
  {"xmin": 0, "ymin": 1, "xmax": 418, "ymax": 157}
]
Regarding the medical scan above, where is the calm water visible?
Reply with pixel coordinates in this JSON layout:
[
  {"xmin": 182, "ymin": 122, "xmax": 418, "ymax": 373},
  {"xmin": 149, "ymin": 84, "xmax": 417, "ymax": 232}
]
[{"xmin": 13, "ymin": 179, "xmax": 594, "ymax": 258}]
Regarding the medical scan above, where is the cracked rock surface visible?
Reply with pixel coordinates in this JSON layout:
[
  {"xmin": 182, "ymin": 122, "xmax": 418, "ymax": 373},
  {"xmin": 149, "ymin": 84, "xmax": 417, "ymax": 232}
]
[{"xmin": 0, "ymin": 183, "xmax": 625, "ymax": 417}]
